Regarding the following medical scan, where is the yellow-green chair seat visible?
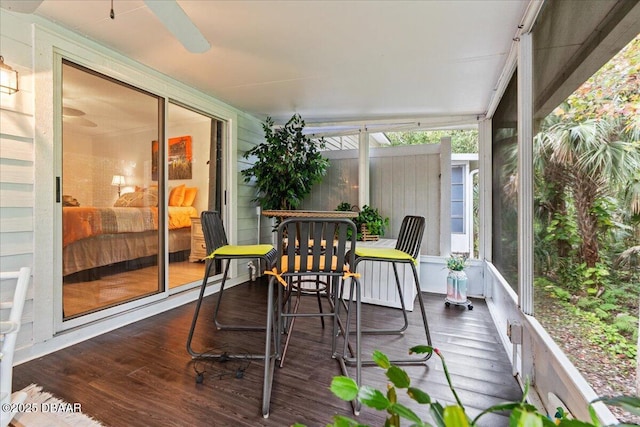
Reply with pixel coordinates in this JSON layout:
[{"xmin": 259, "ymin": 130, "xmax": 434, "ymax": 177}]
[
  {"xmin": 354, "ymin": 247, "xmax": 417, "ymax": 264},
  {"xmin": 211, "ymin": 244, "xmax": 275, "ymax": 258}
]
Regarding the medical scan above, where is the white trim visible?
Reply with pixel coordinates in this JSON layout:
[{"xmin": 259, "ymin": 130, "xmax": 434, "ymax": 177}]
[
  {"xmin": 517, "ymin": 32, "xmax": 534, "ymax": 316},
  {"xmin": 478, "ymin": 119, "xmax": 492, "ymax": 263},
  {"xmin": 439, "ymin": 137, "xmax": 451, "ymax": 256},
  {"xmin": 486, "ymin": 0, "xmax": 544, "ymax": 118},
  {"xmin": 358, "ymin": 130, "xmax": 370, "ymax": 207}
]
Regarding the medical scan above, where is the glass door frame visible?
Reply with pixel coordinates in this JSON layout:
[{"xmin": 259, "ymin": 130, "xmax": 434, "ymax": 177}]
[{"xmin": 51, "ymin": 49, "xmax": 236, "ymax": 333}]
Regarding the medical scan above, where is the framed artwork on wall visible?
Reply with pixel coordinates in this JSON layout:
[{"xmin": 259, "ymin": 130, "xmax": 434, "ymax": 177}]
[{"xmin": 152, "ymin": 136, "xmax": 193, "ymax": 181}]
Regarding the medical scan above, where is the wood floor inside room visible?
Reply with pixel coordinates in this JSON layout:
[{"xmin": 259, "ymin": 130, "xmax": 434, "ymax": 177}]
[
  {"xmin": 63, "ymin": 260, "xmax": 205, "ymax": 317},
  {"xmin": 15, "ymin": 279, "xmax": 522, "ymax": 427}
]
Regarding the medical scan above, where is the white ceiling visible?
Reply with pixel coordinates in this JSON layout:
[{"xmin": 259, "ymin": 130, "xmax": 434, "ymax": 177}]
[{"xmin": 9, "ymin": 0, "xmax": 534, "ymax": 126}]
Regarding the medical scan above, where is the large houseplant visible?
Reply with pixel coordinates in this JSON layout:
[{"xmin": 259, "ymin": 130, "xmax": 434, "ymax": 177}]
[{"xmin": 241, "ymin": 114, "xmax": 328, "ymax": 211}]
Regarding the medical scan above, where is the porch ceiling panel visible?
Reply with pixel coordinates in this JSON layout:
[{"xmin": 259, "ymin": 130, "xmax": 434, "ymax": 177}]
[{"xmin": 18, "ymin": 0, "xmax": 533, "ymax": 125}]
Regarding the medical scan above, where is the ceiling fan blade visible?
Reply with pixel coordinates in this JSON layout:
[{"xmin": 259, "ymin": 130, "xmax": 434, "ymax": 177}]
[
  {"xmin": 143, "ymin": 0, "xmax": 210, "ymax": 54},
  {"xmin": 0, "ymin": 0, "xmax": 44, "ymax": 13}
]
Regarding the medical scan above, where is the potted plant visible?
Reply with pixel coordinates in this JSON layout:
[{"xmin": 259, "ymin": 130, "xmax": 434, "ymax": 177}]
[
  {"xmin": 241, "ymin": 114, "xmax": 329, "ymax": 212},
  {"xmin": 336, "ymin": 203, "xmax": 389, "ymax": 241},
  {"xmin": 445, "ymin": 253, "xmax": 471, "ymax": 309}
]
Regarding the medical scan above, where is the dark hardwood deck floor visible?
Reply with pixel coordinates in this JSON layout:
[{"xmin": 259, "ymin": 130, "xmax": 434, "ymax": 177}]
[{"xmin": 13, "ymin": 279, "xmax": 522, "ymax": 426}]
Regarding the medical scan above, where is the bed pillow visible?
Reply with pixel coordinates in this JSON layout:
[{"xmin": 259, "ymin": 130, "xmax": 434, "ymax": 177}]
[
  {"xmin": 114, "ymin": 191, "xmax": 144, "ymax": 207},
  {"xmin": 182, "ymin": 187, "xmax": 198, "ymax": 207},
  {"xmin": 114, "ymin": 189, "xmax": 159, "ymax": 207},
  {"xmin": 169, "ymin": 184, "xmax": 186, "ymax": 206}
]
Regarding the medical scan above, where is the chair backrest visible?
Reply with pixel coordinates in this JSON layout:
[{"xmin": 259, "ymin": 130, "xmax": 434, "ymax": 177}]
[
  {"xmin": 276, "ymin": 217, "xmax": 357, "ymax": 277},
  {"xmin": 1, "ymin": 267, "xmax": 31, "ymax": 413},
  {"xmin": 200, "ymin": 211, "xmax": 228, "ymax": 254},
  {"xmin": 395, "ymin": 216, "xmax": 426, "ymax": 259}
]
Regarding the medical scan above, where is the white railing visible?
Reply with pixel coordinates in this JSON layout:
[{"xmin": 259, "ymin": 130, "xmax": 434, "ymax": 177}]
[{"xmin": 483, "ymin": 261, "xmax": 618, "ymax": 424}]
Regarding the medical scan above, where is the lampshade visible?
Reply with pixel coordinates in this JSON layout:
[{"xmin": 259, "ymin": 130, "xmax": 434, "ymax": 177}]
[
  {"xmin": 111, "ymin": 175, "xmax": 125, "ymax": 186},
  {"xmin": 0, "ymin": 56, "xmax": 19, "ymax": 95}
]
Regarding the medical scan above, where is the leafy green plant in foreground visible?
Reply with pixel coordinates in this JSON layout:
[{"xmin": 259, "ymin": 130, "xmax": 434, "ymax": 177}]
[{"xmin": 314, "ymin": 346, "xmax": 640, "ymax": 427}]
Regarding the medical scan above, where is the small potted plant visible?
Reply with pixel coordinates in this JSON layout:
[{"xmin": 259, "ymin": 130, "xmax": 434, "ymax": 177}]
[
  {"xmin": 336, "ymin": 203, "xmax": 389, "ymax": 241},
  {"xmin": 445, "ymin": 253, "xmax": 472, "ymax": 309}
]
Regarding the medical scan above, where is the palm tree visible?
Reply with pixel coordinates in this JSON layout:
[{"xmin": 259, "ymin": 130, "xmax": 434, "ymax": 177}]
[{"xmin": 535, "ymin": 116, "xmax": 640, "ymax": 269}]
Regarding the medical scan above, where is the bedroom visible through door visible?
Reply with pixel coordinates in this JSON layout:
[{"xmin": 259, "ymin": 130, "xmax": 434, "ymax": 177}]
[
  {"xmin": 61, "ymin": 60, "xmax": 227, "ymax": 320},
  {"xmin": 166, "ymin": 101, "xmax": 224, "ymax": 291},
  {"xmin": 61, "ymin": 60, "xmax": 165, "ymax": 318}
]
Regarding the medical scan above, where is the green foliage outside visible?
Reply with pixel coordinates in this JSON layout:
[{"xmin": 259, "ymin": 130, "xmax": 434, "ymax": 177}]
[
  {"xmin": 386, "ymin": 129, "xmax": 478, "ymax": 154},
  {"xmin": 531, "ymin": 35, "xmax": 640, "ymax": 362}
]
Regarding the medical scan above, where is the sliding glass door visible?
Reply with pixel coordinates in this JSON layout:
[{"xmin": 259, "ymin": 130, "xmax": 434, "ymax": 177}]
[{"xmin": 61, "ymin": 60, "xmax": 226, "ymax": 319}]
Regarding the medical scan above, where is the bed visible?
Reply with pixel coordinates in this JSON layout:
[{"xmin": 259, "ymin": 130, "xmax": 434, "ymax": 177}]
[{"xmin": 62, "ymin": 205, "xmax": 197, "ymax": 280}]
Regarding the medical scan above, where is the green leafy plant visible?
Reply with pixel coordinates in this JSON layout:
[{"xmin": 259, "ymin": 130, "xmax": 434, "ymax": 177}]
[
  {"xmin": 357, "ymin": 205, "xmax": 389, "ymax": 237},
  {"xmin": 446, "ymin": 254, "xmax": 467, "ymax": 271},
  {"xmin": 335, "ymin": 203, "xmax": 389, "ymax": 240},
  {"xmin": 241, "ymin": 114, "xmax": 329, "ymax": 211},
  {"xmin": 320, "ymin": 346, "xmax": 640, "ymax": 427}
]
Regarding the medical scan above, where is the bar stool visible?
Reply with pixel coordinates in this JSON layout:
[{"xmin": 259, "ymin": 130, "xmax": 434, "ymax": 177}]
[
  {"xmin": 186, "ymin": 210, "xmax": 277, "ymax": 359},
  {"xmin": 343, "ymin": 215, "xmax": 432, "ymax": 366},
  {"xmin": 263, "ymin": 217, "xmax": 362, "ymax": 416}
]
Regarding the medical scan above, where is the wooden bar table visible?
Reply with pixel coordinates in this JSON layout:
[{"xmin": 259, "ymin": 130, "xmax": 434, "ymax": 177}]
[{"xmin": 261, "ymin": 209, "xmax": 358, "ymax": 219}]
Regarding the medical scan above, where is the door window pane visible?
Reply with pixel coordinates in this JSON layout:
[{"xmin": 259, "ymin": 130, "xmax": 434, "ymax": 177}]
[
  {"xmin": 166, "ymin": 102, "xmax": 224, "ymax": 288},
  {"xmin": 62, "ymin": 60, "xmax": 162, "ymax": 318}
]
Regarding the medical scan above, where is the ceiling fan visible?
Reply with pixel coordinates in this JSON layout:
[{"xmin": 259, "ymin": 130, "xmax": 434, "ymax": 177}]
[{"xmin": 0, "ymin": 0, "xmax": 211, "ymax": 53}]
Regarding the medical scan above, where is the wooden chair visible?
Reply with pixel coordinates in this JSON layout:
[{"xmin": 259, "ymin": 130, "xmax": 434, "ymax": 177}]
[
  {"xmin": 344, "ymin": 215, "xmax": 432, "ymax": 366},
  {"xmin": 1, "ymin": 267, "xmax": 31, "ymax": 427},
  {"xmin": 262, "ymin": 217, "xmax": 362, "ymax": 417}
]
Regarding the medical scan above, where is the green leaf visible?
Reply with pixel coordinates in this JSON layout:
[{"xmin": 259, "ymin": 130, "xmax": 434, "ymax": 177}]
[
  {"xmin": 508, "ymin": 408, "xmax": 545, "ymax": 427},
  {"xmin": 409, "ymin": 345, "xmax": 434, "ymax": 356},
  {"xmin": 442, "ymin": 405, "xmax": 469, "ymax": 427},
  {"xmin": 594, "ymin": 395, "xmax": 640, "ymax": 416},
  {"xmin": 429, "ymin": 402, "xmax": 446, "ymax": 427},
  {"xmin": 390, "ymin": 402, "xmax": 423, "ymax": 423},
  {"xmin": 358, "ymin": 385, "xmax": 391, "ymax": 410},
  {"xmin": 372, "ymin": 350, "xmax": 391, "ymax": 369},
  {"xmin": 330, "ymin": 376, "xmax": 359, "ymax": 401},
  {"xmin": 328, "ymin": 415, "xmax": 366, "ymax": 427},
  {"xmin": 386, "ymin": 365, "xmax": 411, "ymax": 389},
  {"xmin": 407, "ymin": 387, "xmax": 431, "ymax": 404}
]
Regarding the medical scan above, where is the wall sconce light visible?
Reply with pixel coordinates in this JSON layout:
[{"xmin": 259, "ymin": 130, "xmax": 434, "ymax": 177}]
[
  {"xmin": 111, "ymin": 175, "xmax": 125, "ymax": 197},
  {"xmin": 0, "ymin": 56, "xmax": 19, "ymax": 95}
]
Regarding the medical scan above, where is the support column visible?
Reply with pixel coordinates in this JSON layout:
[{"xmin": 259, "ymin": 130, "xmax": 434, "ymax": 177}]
[
  {"xmin": 358, "ymin": 129, "xmax": 369, "ymax": 207},
  {"xmin": 518, "ymin": 32, "xmax": 534, "ymax": 316}
]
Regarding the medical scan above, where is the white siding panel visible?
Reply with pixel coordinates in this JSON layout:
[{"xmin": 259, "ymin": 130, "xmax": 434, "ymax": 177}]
[
  {"xmin": 310, "ymin": 145, "xmax": 441, "ymax": 254},
  {"xmin": 0, "ymin": 184, "xmax": 34, "ymax": 208},
  {"xmin": 0, "ymin": 109, "xmax": 35, "ymax": 139},
  {"xmin": 0, "ymin": 207, "xmax": 33, "ymax": 232},
  {"xmin": 0, "ymin": 137, "xmax": 34, "ymax": 162},
  {"xmin": 0, "ymin": 232, "xmax": 33, "ymax": 256},
  {"xmin": 0, "ymin": 162, "xmax": 34, "ymax": 184}
]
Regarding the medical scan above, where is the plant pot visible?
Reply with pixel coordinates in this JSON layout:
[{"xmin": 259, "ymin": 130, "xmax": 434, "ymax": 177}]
[
  {"xmin": 446, "ymin": 270, "xmax": 468, "ymax": 303},
  {"xmin": 360, "ymin": 224, "xmax": 379, "ymax": 241}
]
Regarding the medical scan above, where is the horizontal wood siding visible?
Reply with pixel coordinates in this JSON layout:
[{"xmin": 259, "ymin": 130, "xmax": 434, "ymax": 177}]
[
  {"xmin": 236, "ymin": 113, "xmax": 267, "ymax": 246},
  {"xmin": 0, "ymin": 12, "xmax": 36, "ymax": 353}
]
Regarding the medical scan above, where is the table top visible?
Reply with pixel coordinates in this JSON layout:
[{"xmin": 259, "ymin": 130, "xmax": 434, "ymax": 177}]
[{"xmin": 261, "ymin": 209, "xmax": 358, "ymax": 218}]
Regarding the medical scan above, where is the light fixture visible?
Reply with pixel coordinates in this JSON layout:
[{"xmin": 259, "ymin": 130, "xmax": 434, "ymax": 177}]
[
  {"xmin": 111, "ymin": 175, "xmax": 125, "ymax": 197},
  {"xmin": 0, "ymin": 56, "xmax": 19, "ymax": 95}
]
